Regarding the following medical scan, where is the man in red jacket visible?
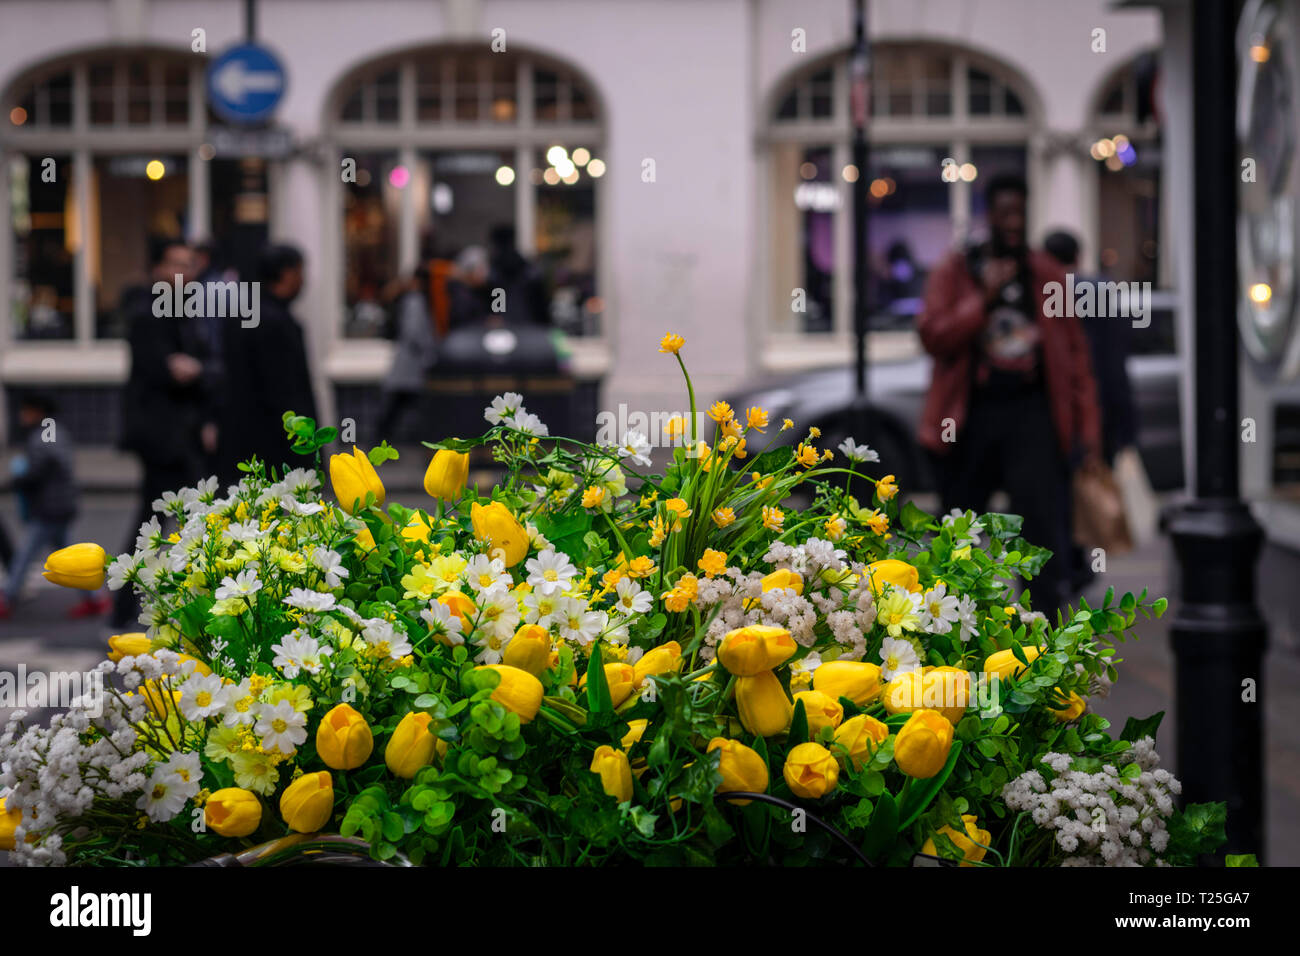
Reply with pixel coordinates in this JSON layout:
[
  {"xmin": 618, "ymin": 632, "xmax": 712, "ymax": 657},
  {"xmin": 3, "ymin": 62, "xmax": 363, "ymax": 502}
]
[{"xmin": 917, "ymin": 173, "xmax": 1101, "ymax": 612}]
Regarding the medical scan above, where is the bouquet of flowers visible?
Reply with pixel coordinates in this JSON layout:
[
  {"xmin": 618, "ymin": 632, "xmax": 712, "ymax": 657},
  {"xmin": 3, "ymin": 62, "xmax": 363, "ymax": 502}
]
[{"xmin": 0, "ymin": 334, "xmax": 1230, "ymax": 866}]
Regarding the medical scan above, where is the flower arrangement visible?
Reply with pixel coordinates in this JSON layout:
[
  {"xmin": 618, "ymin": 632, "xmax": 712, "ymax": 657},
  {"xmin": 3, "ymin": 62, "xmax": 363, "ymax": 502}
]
[{"xmin": 0, "ymin": 334, "xmax": 1231, "ymax": 867}]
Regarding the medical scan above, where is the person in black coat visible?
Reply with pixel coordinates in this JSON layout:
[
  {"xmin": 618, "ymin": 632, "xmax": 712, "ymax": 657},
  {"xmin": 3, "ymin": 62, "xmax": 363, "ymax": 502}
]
[
  {"xmin": 111, "ymin": 237, "xmax": 216, "ymax": 628},
  {"xmin": 217, "ymin": 244, "xmax": 318, "ymax": 485}
]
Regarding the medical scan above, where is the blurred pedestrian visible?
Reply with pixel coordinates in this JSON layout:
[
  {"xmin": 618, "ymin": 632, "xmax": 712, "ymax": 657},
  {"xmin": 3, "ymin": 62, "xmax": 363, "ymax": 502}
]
[
  {"xmin": 447, "ymin": 245, "xmax": 491, "ymax": 331},
  {"xmin": 487, "ymin": 224, "xmax": 549, "ymax": 326},
  {"xmin": 377, "ymin": 264, "xmax": 437, "ymax": 440},
  {"xmin": 917, "ymin": 174, "xmax": 1102, "ymax": 612},
  {"xmin": 218, "ymin": 244, "xmax": 317, "ymax": 484},
  {"xmin": 112, "ymin": 237, "xmax": 216, "ymax": 628},
  {"xmin": 0, "ymin": 393, "xmax": 106, "ymax": 619}
]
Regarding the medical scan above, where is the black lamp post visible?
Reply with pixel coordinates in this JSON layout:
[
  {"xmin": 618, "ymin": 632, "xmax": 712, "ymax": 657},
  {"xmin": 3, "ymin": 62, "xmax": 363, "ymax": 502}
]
[
  {"xmin": 1167, "ymin": 0, "xmax": 1267, "ymax": 861},
  {"xmin": 850, "ymin": 0, "xmax": 871, "ymax": 433}
]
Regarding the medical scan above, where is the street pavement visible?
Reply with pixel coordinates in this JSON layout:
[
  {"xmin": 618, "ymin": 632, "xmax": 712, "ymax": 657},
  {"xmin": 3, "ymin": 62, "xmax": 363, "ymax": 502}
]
[{"xmin": 3, "ymin": 489, "xmax": 1298, "ymax": 864}]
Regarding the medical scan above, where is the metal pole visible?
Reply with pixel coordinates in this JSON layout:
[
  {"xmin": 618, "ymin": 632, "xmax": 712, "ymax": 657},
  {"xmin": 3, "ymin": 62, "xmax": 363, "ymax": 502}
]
[
  {"xmin": 245, "ymin": 0, "xmax": 257, "ymax": 41},
  {"xmin": 850, "ymin": 0, "xmax": 870, "ymax": 425},
  {"xmin": 1167, "ymin": 0, "xmax": 1266, "ymax": 861}
]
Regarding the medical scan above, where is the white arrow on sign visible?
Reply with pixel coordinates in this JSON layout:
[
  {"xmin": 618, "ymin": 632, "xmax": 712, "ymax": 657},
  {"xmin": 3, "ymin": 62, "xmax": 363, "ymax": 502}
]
[{"xmin": 213, "ymin": 59, "xmax": 283, "ymax": 105}]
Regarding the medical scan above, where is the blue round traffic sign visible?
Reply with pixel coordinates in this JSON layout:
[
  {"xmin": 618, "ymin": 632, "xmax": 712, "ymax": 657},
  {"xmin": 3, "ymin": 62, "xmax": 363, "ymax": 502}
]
[{"xmin": 207, "ymin": 43, "xmax": 286, "ymax": 125}]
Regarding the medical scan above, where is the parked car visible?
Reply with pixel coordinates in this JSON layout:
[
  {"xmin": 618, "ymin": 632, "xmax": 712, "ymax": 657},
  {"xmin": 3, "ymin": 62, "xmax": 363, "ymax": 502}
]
[{"xmin": 725, "ymin": 292, "xmax": 1184, "ymax": 492}]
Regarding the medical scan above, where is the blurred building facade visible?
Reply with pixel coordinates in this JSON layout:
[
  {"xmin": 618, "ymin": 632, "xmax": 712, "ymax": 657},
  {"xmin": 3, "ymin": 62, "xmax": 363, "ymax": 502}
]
[{"xmin": 0, "ymin": 1, "xmax": 1168, "ymax": 448}]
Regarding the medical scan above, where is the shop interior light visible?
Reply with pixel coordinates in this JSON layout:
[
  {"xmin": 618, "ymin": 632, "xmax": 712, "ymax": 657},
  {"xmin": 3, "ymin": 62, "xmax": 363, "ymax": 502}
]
[
  {"xmin": 586, "ymin": 158, "xmax": 606, "ymax": 177},
  {"xmin": 546, "ymin": 145, "xmax": 568, "ymax": 166},
  {"xmin": 495, "ymin": 165, "xmax": 516, "ymax": 186},
  {"xmin": 572, "ymin": 147, "xmax": 591, "ymax": 166},
  {"xmin": 145, "ymin": 159, "xmax": 166, "ymax": 180}
]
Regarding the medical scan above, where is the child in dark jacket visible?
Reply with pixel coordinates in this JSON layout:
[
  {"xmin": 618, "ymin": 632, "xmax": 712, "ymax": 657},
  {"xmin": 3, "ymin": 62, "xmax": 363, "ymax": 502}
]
[{"xmin": 0, "ymin": 394, "xmax": 106, "ymax": 619}]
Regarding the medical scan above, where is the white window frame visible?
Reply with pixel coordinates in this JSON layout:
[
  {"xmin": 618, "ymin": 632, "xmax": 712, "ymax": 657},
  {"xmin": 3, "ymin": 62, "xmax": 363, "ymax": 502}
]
[
  {"xmin": 322, "ymin": 47, "xmax": 610, "ymax": 383},
  {"xmin": 0, "ymin": 49, "xmax": 207, "ymax": 384},
  {"xmin": 758, "ymin": 44, "xmax": 1038, "ymax": 371}
]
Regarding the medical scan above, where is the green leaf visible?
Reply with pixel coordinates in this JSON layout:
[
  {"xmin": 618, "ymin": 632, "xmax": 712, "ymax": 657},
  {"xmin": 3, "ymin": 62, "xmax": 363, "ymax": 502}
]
[
  {"xmin": 585, "ymin": 645, "xmax": 614, "ymax": 715},
  {"xmin": 900, "ymin": 500, "xmax": 934, "ymax": 534},
  {"xmin": 1167, "ymin": 802, "xmax": 1228, "ymax": 860},
  {"xmin": 862, "ymin": 790, "xmax": 898, "ymax": 861},
  {"xmin": 787, "ymin": 697, "xmax": 809, "ymax": 746},
  {"xmin": 1119, "ymin": 710, "xmax": 1164, "ymax": 744},
  {"xmin": 898, "ymin": 740, "xmax": 964, "ymax": 830},
  {"xmin": 368, "ymin": 441, "xmax": 401, "ymax": 465},
  {"xmin": 1225, "ymin": 853, "xmax": 1258, "ymax": 867}
]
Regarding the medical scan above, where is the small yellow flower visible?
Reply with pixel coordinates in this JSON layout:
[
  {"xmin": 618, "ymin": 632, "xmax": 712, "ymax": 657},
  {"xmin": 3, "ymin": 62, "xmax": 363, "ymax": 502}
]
[
  {"xmin": 659, "ymin": 332, "xmax": 685, "ymax": 354},
  {"xmin": 678, "ymin": 573, "xmax": 699, "ymax": 599},
  {"xmin": 707, "ymin": 400, "xmax": 734, "ymax": 424},
  {"xmin": 795, "ymin": 443, "xmax": 819, "ymax": 469},
  {"xmin": 746, "ymin": 406, "xmax": 770, "ymax": 432},
  {"xmin": 750, "ymin": 472, "xmax": 774, "ymax": 490},
  {"xmin": 663, "ymin": 416, "xmax": 687, "ymax": 440},
  {"xmin": 825, "ymin": 514, "xmax": 847, "ymax": 540},
  {"xmin": 721, "ymin": 417, "xmax": 743, "ymax": 440},
  {"xmin": 863, "ymin": 509, "xmax": 890, "ymax": 535},
  {"xmin": 626, "ymin": 556, "xmax": 656, "ymax": 578},
  {"xmin": 648, "ymin": 515, "xmax": 668, "ymax": 548},
  {"xmin": 712, "ymin": 506, "xmax": 736, "ymax": 528},
  {"xmin": 698, "ymin": 549, "xmax": 727, "ymax": 577},
  {"xmin": 809, "ymin": 426, "xmax": 822, "ymax": 439},
  {"xmin": 661, "ymin": 587, "xmax": 692, "ymax": 612},
  {"xmin": 781, "ymin": 418, "xmax": 794, "ymax": 431},
  {"xmin": 761, "ymin": 505, "xmax": 784, "ymax": 532},
  {"xmin": 877, "ymin": 474, "xmax": 899, "ymax": 501},
  {"xmin": 581, "ymin": 486, "xmax": 607, "ymax": 509}
]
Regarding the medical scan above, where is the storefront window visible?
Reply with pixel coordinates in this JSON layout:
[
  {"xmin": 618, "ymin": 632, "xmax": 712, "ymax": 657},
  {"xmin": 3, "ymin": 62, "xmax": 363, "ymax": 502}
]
[
  {"xmin": 9, "ymin": 153, "xmax": 74, "ymax": 340},
  {"xmin": 869, "ymin": 145, "xmax": 951, "ymax": 328},
  {"xmin": 534, "ymin": 145, "xmax": 600, "ymax": 334},
  {"xmin": 343, "ymin": 152, "xmax": 401, "ymax": 338}
]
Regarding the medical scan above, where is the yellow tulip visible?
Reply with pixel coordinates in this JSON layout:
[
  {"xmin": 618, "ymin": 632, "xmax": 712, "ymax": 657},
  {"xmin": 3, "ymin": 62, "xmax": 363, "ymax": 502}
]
[
  {"xmin": 42, "ymin": 543, "xmax": 107, "ymax": 590},
  {"xmin": 735, "ymin": 669, "xmax": 793, "ymax": 737},
  {"xmin": 882, "ymin": 669, "xmax": 927, "ymax": 716},
  {"xmin": 424, "ymin": 449, "xmax": 470, "ymax": 501},
  {"xmin": 205, "ymin": 788, "xmax": 263, "ymax": 838},
  {"xmin": 385, "ymin": 711, "xmax": 439, "ymax": 778},
  {"xmin": 760, "ymin": 569, "xmax": 804, "ymax": 595},
  {"xmin": 793, "ymin": 690, "xmax": 844, "ymax": 735},
  {"xmin": 707, "ymin": 737, "xmax": 769, "ymax": 805},
  {"xmin": 717, "ymin": 625, "xmax": 796, "ymax": 676},
  {"xmin": 478, "ymin": 664, "xmax": 544, "ymax": 723},
  {"xmin": 502, "ymin": 624, "xmax": 551, "ymax": 676},
  {"xmin": 813, "ymin": 660, "xmax": 883, "ymax": 706},
  {"xmin": 316, "ymin": 703, "xmax": 374, "ymax": 770},
  {"xmin": 621, "ymin": 719, "xmax": 649, "ymax": 749},
  {"xmin": 279, "ymin": 771, "xmax": 335, "ymax": 833},
  {"xmin": 632, "ymin": 641, "xmax": 682, "ymax": 685},
  {"xmin": 1050, "ymin": 689, "xmax": 1087, "ymax": 722},
  {"xmin": 894, "ymin": 709, "xmax": 954, "ymax": 779},
  {"xmin": 329, "ymin": 446, "xmax": 385, "ymax": 514},
  {"xmin": 353, "ymin": 524, "xmax": 377, "ymax": 552},
  {"xmin": 921, "ymin": 814, "xmax": 992, "ymax": 866},
  {"xmin": 782, "ymin": 742, "xmax": 839, "ymax": 799},
  {"xmin": 107, "ymin": 632, "xmax": 152, "ymax": 662},
  {"xmin": 864, "ymin": 558, "xmax": 920, "ymax": 594},
  {"xmin": 401, "ymin": 513, "xmax": 432, "ymax": 544},
  {"xmin": 983, "ymin": 644, "xmax": 1042, "ymax": 681},
  {"xmin": 922, "ymin": 666, "xmax": 971, "ymax": 725},
  {"xmin": 580, "ymin": 662, "xmax": 638, "ymax": 708},
  {"xmin": 470, "ymin": 501, "xmax": 529, "ymax": 567},
  {"xmin": 589, "ymin": 746, "xmax": 633, "ymax": 803},
  {"xmin": 0, "ymin": 797, "xmax": 21, "ymax": 850},
  {"xmin": 138, "ymin": 679, "xmax": 181, "ymax": 719},
  {"xmin": 832, "ymin": 713, "xmax": 890, "ymax": 771}
]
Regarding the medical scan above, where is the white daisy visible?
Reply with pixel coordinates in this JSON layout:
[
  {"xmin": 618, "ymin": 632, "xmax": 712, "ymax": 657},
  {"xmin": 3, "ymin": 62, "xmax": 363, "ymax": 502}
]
[
  {"xmin": 879, "ymin": 637, "xmax": 921, "ymax": 681},
  {"xmin": 284, "ymin": 589, "xmax": 337, "ymax": 612},
  {"xmin": 512, "ymin": 411, "xmax": 549, "ymax": 437},
  {"xmin": 476, "ymin": 588, "xmax": 521, "ymax": 639},
  {"xmin": 464, "ymin": 554, "xmax": 511, "ymax": 595},
  {"xmin": 219, "ymin": 679, "xmax": 257, "ymax": 728},
  {"xmin": 555, "ymin": 596, "xmax": 606, "ymax": 646},
  {"xmin": 272, "ymin": 631, "xmax": 332, "ymax": 678},
  {"xmin": 311, "ymin": 548, "xmax": 349, "ymax": 587},
  {"xmin": 178, "ymin": 672, "xmax": 226, "ymax": 721},
  {"xmin": 613, "ymin": 577, "xmax": 652, "ymax": 616},
  {"xmin": 254, "ymin": 700, "xmax": 308, "ymax": 754},
  {"xmin": 523, "ymin": 589, "xmax": 561, "ymax": 626},
  {"xmin": 420, "ymin": 600, "xmax": 465, "ymax": 646},
  {"xmin": 526, "ymin": 548, "xmax": 578, "ymax": 596},
  {"xmin": 956, "ymin": 594, "xmax": 979, "ymax": 643},
  {"xmin": 616, "ymin": 430, "xmax": 653, "ymax": 467},
  {"xmin": 163, "ymin": 750, "xmax": 203, "ymax": 799},
  {"xmin": 216, "ymin": 569, "xmax": 262, "ymax": 601},
  {"xmin": 472, "ymin": 627, "xmax": 512, "ymax": 665},
  {"xmin": 137, "ymin": 767, "xmax": 190, "ymax": 822},
  {"xmin": 281, "ymin": 496, "xmax": 326, "ymax": 517},
  {"xmin": 484, "ymin": 392, "xmax": 525, "ymax": 425},
  {"xmin": 362, "ymin": 617, "xmax": 412, "ymax": 660},
  {"xmin": 838, "ymin": 438, "xmax": 880, "ymax": 464},
  {"xmin": 919, "ymin": 583, "xmax": 960, "ymax": 635}
]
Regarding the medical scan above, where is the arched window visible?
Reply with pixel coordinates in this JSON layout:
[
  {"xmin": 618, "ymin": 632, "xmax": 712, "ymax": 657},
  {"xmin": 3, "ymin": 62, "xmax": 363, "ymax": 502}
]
[
  {"xmin": 761, "ymin": 43, "xmax": 1036, "ymax": 348},
  {"xmin": 327, "ymin": 46, "xmax": 606, "ymax": 339},
  {"xmin": 1, "ymin": 49, "xmax": 212, "ymax": 344},
  {"xmin": 1087, "ymin": 51, "xmax": 1162, "ymax": 287}
]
